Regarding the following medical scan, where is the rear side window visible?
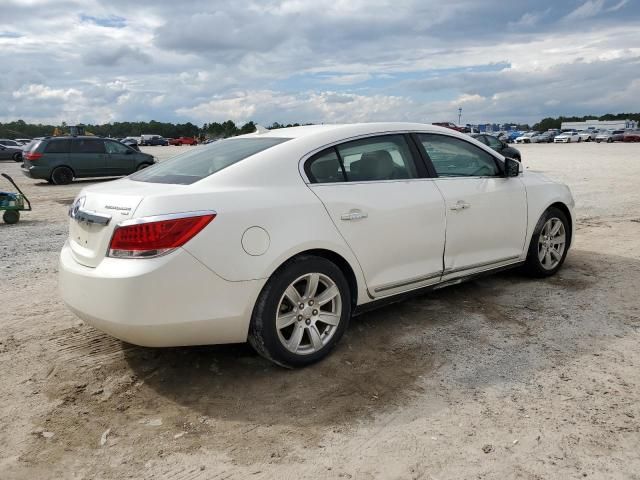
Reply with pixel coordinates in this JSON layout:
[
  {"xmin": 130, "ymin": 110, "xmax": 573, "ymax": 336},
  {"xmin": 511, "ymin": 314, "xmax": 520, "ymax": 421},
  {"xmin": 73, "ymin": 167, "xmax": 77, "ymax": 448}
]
[
  {"xmin": 130, "ymin": 137, "xmax": 289, "ymax": 185},
  {"xmin": 44, "ymin": 139, "xmax": 70, "ymax": 153},
  {"xmin": 306, "ymin": 134, "xmax": 418, "ymax": 183},
  {"xmin": 71, "ymin": 139, "xmax": 106, "ymax": 154}
]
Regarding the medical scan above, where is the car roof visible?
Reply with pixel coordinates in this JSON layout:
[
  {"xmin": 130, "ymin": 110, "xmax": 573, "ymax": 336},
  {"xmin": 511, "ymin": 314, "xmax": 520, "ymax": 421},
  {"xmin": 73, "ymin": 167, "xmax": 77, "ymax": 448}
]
[{"xmin": 241, "ymin": 122, "xmax": 464, "ymax": 142}]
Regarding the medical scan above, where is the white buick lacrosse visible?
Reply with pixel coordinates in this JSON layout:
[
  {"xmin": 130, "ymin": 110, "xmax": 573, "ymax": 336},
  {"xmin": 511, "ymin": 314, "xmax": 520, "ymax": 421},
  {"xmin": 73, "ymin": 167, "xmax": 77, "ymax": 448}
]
[{"xmin": 59, "ymin": 123, "xmax": 574, "ymax": 367}]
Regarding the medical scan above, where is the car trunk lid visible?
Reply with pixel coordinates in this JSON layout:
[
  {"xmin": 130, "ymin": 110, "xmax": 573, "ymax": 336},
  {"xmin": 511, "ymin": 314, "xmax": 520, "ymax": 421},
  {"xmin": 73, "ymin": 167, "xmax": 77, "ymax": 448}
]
[{"xmin": 67, "ymin": 179, "xmax": 188, "ymax": 267}]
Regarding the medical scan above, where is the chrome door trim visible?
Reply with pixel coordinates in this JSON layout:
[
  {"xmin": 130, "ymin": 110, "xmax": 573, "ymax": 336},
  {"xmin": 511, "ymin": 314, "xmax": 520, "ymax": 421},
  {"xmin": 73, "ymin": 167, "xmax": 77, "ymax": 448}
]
[
  {"xmin": 373, "ymin": 271, "xmax": 443, "ymax": 294},
  {"xmin": 442, "ymin": 255, "xmax": 522, "ymax": 276}
]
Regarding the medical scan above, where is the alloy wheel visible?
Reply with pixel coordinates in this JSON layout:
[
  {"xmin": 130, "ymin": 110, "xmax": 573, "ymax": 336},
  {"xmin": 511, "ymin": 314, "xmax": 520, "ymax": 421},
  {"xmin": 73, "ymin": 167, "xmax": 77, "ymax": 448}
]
[
  {"xmin": 276, "ymin": 273, "xmax": 342, "ymax": 355},
  {"xmin": 538, "ymin": 217, "xmax": 566, "ymax": 270}
]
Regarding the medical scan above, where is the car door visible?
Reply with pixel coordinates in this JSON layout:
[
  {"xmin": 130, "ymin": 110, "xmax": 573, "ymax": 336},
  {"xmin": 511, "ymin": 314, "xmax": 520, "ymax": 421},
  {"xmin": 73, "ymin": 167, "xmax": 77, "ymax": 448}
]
[
  {"xmin": 70, "ymin": 138, "xmax": 107, "ymax": 177},
  {"xmin": 305, "ymin": 134, "xmax": 446, "ymax": 297},
  {"xmin": 415, "ymin": 133, "xmax": 527, "ymax": 278},
  {"xmin": 104, "ymin": 140, "xmax": 136, "ymax": 175},
  {"xmin": 0, "ymin": 145, "xmax": 10, "ymax": 160}
]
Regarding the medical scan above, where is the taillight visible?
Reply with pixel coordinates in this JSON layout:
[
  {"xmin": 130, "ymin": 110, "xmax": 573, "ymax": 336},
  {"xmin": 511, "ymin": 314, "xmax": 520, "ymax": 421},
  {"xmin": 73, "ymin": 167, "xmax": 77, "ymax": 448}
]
[
  {"xmin": 25, "ymin": 152, "xmax": 43, "ymax": 161},
  {"xmin": 108, "ymin": 211, "xmax": 216, "ymax": 258}
]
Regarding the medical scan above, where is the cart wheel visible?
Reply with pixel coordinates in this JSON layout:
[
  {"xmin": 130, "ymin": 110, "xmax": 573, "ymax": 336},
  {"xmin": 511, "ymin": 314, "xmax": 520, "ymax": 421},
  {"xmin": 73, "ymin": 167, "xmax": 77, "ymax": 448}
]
[{"xmin": 3, "ymin": 210, "xmax": 20, "ymax": 224}]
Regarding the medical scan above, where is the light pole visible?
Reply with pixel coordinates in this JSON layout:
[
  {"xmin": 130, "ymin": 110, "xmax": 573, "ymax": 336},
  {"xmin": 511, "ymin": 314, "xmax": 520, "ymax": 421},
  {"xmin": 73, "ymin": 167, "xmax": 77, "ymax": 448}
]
[{"xmin": 458, "ymin": 107, "xmax": 462, "ymax": 126}]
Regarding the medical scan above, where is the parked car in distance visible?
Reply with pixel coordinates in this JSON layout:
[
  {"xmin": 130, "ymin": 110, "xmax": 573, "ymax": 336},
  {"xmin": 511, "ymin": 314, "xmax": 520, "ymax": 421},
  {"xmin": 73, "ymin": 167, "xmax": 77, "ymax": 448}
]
[
  {"xmin": 554, "ymin": 131, "xmax": 581, "ymax": 143},
  {"xmin": 140, "ymin": 134, "xmax": 168, "ymax": 146},
  {"xmin": 15, "ymin": 138, "xmax": 32, "ymax": 145},
  {"xmin": 59, "ymin": 122, "xmax": 574, "ymax": 368},
  {"xmin": 577, "ymin": 130, "xmax": 598, "ymax": 142},
  {"xmin": 595, "ymin": 130, "xmax": 625, "ymax": 143},
  {"xmin": 530, "ymin": 132, "xmax": 554, "ymax": 143},
  {"xmin": 121, "ymin": 137, "xmax": 141, "ymax": 151},
  {"xmin": 470, "ymin": 134, "xmax": 522, "ymax": 161},
  {"xmin": 514, "ymin": 131, "xmax": 539, "ymax": 144},
  {"xmin": 21, "ymin": 136, "xmax": 155, "ymax": 185},
  {"xmin": 169, "ymin": 136, "xmax": 198, "ymax": 146},
  {"xmin": 623, "ymin": 130, "xmax": 640, "ymax": 142},
  {"xmin": 0, "ymin": 141, "xmax": 24, "ymax": 162},
  {"xmin": 432, "ymin": 122, "xmax": 466, "ymax": 132},
  {"xmin": 0, "ymin": 139, "xmax": 23, "ymax": 148}
]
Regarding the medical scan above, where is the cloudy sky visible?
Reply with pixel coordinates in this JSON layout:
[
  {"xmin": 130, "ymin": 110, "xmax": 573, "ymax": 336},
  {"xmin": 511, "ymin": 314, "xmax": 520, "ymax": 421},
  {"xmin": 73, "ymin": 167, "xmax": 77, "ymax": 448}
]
[{"xmin": 2, "ymin": 0, "xmax": 639, "ymax": 126}]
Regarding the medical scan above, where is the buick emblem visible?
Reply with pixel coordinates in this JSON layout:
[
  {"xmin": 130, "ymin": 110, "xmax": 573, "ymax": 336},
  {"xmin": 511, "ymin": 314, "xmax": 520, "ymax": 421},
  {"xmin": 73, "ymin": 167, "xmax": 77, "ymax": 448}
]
[{"xmin": 69, "ymin": 196, "xmax": 86, "ymax": 219}]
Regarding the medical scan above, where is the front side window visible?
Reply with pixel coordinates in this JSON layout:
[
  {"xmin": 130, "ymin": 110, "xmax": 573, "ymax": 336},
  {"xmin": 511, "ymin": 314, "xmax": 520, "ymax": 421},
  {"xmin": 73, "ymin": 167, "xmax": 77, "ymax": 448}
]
[
  {"xmin": 418, "ymin": 133, "xmax": 501, "ymax": 177},
  {"xmin": 130, "ymin": 137, "xmax": 289, "ymax": 185},
  {"xmin": 105, "ymin": 140, "xmax": 130, "ymax": 154},
  {"xmin": 71, "ymin": 139, "xmax": 105, "ymax": 154},
  {"xmin": 306, "ymin": 134, "xmax": 418, "ymax": 183},
  {"xmin": 485, "ymin": 135, "xmax": 503, "ymax": 149}
]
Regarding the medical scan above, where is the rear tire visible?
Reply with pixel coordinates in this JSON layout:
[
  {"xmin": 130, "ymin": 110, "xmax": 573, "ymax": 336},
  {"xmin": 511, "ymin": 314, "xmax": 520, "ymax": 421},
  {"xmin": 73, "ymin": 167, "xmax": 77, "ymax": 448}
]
[
  {"xmin": 607, "ymin": 138, "xmax": 613, "ymax": 143},
  {"xmin": 51, "ymin": 166, "xmax": 73, "ymax": 185},
  {"xmin": 523, "ymin": 207, "xmax": 570, "ymax": 278},
  {"xmin": 3, "ymin": 210, "xmax": 20, "ymax": 224},
  {"xmin": 12, "ymin": 152, "xmax": 22, "ymax": 162},
  {"xmin": 248, "ymin": 255, "xmax": 351, "ymax": 368}
]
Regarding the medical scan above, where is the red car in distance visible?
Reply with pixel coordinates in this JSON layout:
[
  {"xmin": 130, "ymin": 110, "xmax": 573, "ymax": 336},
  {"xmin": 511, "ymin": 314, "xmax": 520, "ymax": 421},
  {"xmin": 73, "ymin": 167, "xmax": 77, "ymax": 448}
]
[
  {"xmin": 169, "ymin": 136, "xmax": 198, "ymax": 146},
  {"xmin": 623, "ymin": 131, "xmax": 640, "ymax": 142},
  {"xmin": 432, "ymin": 122, "xmax": 466, "ymax": 133}
]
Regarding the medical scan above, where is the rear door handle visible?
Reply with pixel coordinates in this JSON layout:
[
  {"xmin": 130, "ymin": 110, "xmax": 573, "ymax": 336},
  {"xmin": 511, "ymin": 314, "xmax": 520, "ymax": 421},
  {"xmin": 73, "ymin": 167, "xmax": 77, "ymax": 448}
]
[
  {"xmin": 341, "ymin": 209, "xmax": 368, "ymax": 221},
  {"xmin": 450, "ymin": 201, "xmax": 471, "ymax": 211}
]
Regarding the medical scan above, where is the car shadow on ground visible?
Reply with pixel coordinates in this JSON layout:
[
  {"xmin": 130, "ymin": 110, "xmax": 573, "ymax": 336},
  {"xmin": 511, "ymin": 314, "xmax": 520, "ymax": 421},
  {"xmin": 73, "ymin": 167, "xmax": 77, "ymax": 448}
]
[{"xmin": 110, "ymin": 248, "xmax": 634, "ymax": 427}]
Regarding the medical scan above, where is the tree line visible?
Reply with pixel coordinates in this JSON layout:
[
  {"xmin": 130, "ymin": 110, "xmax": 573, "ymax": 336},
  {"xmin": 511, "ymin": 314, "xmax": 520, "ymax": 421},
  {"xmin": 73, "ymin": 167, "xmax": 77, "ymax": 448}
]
[
  {"xmin": 0, "ymin": 119, "xmax": 307, "ymax": 140},
  {"xmin": 1, "ymin": 113, "xmax": 638, "ymax": 140}
]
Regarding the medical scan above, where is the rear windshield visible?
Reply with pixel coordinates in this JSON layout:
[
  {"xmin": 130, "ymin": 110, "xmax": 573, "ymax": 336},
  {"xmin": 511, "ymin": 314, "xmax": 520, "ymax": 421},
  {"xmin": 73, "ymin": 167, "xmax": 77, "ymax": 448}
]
[{"xmin": 130, "ymin": 137, "xmax": 290, "ymax": 185}]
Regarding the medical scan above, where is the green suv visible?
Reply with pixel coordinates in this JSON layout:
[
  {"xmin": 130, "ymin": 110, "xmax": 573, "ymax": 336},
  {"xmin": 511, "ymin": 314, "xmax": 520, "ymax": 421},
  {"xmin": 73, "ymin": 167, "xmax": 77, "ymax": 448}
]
[{"xmin": 21, "ymin": 136, "xmax": 155, "ymax": 185}]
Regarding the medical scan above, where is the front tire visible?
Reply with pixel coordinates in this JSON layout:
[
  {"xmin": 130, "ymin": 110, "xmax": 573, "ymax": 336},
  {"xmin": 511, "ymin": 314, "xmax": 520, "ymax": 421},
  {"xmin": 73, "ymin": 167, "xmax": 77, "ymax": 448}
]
[
  {"xmin": 248, "ymin": 255, "xmax": 351, "ymax": 368},
  {"xmin": 524, "ymin": 207, "xmax": 570, "ymax": 277},
  {"xmin": 136, "ymin": 162, "xmax": 151, "ymax": 171},
  {"xmin": 51, "ymin": 166, "xmax": 73, "ymax": 185}
]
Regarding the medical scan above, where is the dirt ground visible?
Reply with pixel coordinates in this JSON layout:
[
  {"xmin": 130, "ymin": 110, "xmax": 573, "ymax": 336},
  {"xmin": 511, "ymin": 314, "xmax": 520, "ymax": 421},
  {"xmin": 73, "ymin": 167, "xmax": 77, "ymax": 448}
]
[{"xmin": 1, "ymin": 142, "xmax": 639, "ymax": 479}]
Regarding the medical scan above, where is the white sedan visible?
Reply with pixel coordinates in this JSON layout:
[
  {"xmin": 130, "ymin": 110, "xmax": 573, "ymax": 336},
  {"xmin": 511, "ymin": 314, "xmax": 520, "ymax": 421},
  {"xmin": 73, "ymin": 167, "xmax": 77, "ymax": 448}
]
[
  {"xmin": 514, "ymin": 132, "xmax": 538, "ymax": 144},
  {"xmin": 554, "ymin": 131, "xmax": 581, "ymax": 143},
  {"xmin": 59, "ymin": 123, "xmax": 575, "ymax": 367}
]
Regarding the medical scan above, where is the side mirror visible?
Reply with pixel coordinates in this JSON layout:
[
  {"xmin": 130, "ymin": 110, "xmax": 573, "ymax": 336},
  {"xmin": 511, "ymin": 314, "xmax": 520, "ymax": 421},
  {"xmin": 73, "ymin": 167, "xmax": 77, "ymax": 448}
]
[{"xmin": 504, "ymin": 157, "xmax": 520, "ymax": 177}]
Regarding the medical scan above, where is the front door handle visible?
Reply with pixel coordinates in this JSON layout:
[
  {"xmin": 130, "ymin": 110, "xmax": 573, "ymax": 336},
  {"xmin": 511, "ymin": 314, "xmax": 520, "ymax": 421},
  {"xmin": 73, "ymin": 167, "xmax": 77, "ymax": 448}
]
[
  {"xmin": 450, "ymin": 200, "xmax": 471, "ymax": 211},
  {"xmin": 341, "ymin": 209, "xmax": 368, "ymax": 221}
]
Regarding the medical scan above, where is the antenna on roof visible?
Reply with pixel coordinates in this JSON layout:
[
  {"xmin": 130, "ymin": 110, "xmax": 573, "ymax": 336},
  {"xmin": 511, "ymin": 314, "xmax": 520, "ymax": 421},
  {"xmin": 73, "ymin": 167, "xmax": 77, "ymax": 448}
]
[{"xmin": 254, "ymin": 124, "xmax": 269, "ymax": 134}]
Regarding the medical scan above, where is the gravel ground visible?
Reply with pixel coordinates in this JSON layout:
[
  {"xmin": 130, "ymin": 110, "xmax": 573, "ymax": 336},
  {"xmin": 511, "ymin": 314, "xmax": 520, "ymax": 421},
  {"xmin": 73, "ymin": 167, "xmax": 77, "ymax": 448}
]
[{"xmin": 1, "ymin": 143, "xmax": 639, "ymax": 479}]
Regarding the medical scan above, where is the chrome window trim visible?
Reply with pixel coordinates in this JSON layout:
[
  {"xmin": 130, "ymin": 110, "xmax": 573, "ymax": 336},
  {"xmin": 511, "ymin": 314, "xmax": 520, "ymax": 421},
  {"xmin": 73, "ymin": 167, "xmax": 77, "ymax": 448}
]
[{"xmin": 298, "ymin": 130, "xmax": 507, "ymax": 184}]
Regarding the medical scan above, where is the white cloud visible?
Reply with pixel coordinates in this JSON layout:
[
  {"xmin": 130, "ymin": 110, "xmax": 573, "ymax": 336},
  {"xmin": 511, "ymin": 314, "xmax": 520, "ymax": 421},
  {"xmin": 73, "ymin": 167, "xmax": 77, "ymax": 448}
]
[{"xmin": 1, "ymin": 0, "xmax": 639, "ymax": 126}]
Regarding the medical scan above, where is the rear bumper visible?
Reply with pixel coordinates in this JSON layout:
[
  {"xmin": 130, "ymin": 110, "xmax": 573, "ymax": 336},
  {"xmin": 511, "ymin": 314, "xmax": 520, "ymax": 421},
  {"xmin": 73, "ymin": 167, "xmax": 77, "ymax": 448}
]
[
  {"xmin": 59, "ymin": 242, "xmax": 265, "ymax": 347},
  {"xmin": 21, "ymin": 165, "xmax": 50, "ymax": 180}
]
